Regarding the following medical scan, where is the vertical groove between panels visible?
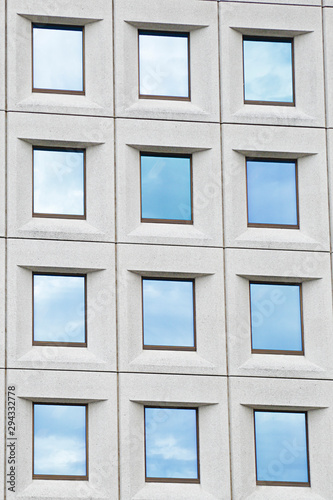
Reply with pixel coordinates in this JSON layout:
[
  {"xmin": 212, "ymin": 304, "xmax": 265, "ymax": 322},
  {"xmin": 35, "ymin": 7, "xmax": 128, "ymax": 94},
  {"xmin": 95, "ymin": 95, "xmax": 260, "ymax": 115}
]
[
  {"xmin": 321, "ymin": 5, "xmax": 333, "ymax": 241},
  {"xmin": 321, "ymin": 15, "xmax": 333, "ymax": 474},
  {"xmin": 322, "ymin": 0, "xmax": 331, "ymax": 250},
  {"xmin": 217, "ymin": 2, "xmax": 233, "ymax": 498},
  {"xmin": 4, "ymin": 0, "xmax": 8, "ymax": 498},
  {"xmin": 112, "ymin": 0, "xmax": 121, "ymax": 498}
]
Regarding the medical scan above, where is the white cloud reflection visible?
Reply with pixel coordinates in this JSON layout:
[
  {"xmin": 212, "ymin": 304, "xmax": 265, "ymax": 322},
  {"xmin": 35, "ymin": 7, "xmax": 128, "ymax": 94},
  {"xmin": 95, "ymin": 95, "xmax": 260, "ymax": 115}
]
[
  {"xmin": 145, "ymin": 408, "xmax": 198, "ymax": 479},
  {"xmin": 34, "ymin": 275, "xmax": 86, "ymax": 343},
  {"xmin": 247, "ymin": 160, "xmax": 297, "ymax": 226},
  {"xmin": 244, "ymin": 39, "xmax": 293, "ymax": 103},
  {"xmin": 33, "ymin": 26, "xmax": 83, "ymax": 92},
  {"xmin": 250, "ymin": 283, "xmax": 302, "ymax": 351},
  {"xmin": 143, "ymin": 279, "xmax": 195, "ymax": 347},
  {"xmin": 139, "ymin": 33, "xmax": 189, "ymax": 98},
  {"xmin": 33, "ymin": 149, "xmax": 84, "ymax": 216},
  {"xmin": 34, "ymin": 404, "xmax": 87, "ymax": 476},
  {"xmin": 148, "ymin": 436, "xmax": 197, "ymax": 461},
  {"xmin": 255, "ymin": 411, "xmax": 308, "ymax": 483}
]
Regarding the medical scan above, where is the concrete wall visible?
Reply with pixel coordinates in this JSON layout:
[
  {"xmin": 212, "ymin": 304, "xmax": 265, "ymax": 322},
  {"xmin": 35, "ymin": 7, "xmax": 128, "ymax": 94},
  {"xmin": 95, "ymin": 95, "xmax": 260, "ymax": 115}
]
[{"xmin": 1, "ymin": 0, "xmax": 333, "ymax": 499}]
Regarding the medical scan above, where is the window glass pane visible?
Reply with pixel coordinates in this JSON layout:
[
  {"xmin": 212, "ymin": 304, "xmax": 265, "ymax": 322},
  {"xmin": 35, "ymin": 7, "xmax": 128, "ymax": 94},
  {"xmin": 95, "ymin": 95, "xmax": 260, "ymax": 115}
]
[
  {"xmin": 33, "ymin": 25, "xmax": 83, "ymax": 92},
  {"xmin": 34, "ymin": 404, "xmax": 87, "ymax": 477},
  {"xmin": 141, "ymin": 155, "xmax": 192, "ymax": 222},
  {"xmin": 139, "ymin": 32, "xmax": 189, "ymax": 98},
  {"xmin": 145, "ymin": 408, "xmax": 198, "ymax": 480},
  {"xmin": 33, "ymin": 149, "xmax": 85, "ymax": 217},
  {"xmin": 250, "ymin": 283, "xmax": 302, "ymax": 352},
  {"xmin": 33, "ymin": 275, "xmax": 86, "ymax": 344},
  {"xmin": 247, "ymin": 160, "xmax": 297, "ymax": 226},
  {"xmin": 243, "ymin": 39, "xmax": 293, "ymax": 103},
  {"xmin": 254, "ymin": 411, "xmax": 309, "ymax": 484},
  {"xmin": 143, "ymin": 279, "xmax": 195, "ymax": 348}
]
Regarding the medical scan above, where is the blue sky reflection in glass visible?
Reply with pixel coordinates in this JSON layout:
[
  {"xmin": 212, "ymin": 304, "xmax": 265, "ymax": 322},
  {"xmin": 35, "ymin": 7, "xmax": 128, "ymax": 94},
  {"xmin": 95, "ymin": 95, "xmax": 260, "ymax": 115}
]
[
  {"xmin": 141, "ymin": 155, "xmax": 191, "ymax": 222},
  {"xmin": 250, "ymin": 283, "xmax": 302, "ymax": 352},
  {"xmin": 34, "ymin": 274, "xmax": 86, "ymax": 344},
  {"xmin": 33, "ymin": 149, "xmax": 84, "ymax": 216},
  {"xmin": 33, "ymin": 26, "xmax": 83, "ymax": 92},
  {"xmin": 255, "ymin": 411, "xmax": 309, "ymax": 483},
  {"xmin": 145, "ymin": 408, "xmax": 198, "ymax": 480},
  {"xmin": 244, "ymin": 38, "xmax": 293, "ymax": 103},
  {"xmin": 143, "ymin": 279, "xmax": 195, "ymax": 348},
  {"xmin": 247, "ymin": 160, "xmax": 297, "ymax": 226},
  {"xmin": 34, "ymin": 404, "xmax": 87, "ymax": 477},
  {"xmin": 139, "ymin": 32, "xmax": 189, "ymax": 98}
]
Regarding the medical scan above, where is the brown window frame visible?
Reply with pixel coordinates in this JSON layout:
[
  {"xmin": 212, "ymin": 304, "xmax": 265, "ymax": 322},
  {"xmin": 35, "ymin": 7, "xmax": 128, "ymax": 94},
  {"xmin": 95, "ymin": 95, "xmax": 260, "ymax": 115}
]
[
  {"xmin": 32, "ymin": 272, "xmax": 88, "ymax": 347},
  {"xmin": 243, "ymin": 36, "xmax": 295, "ymax": 107},
  {"xmin": 32, "ymin": 23, "xmax": 85, "ymax": 95},
  {"xmin": 32, "ymin": 146, "xmax": 87, "ymax": 220},
  {"xmin": 144, "ymin": 405, "xmax": 200, "ymax": 484},
  {"xmin": 246, "ymin": 157, "xmax": 299, "ymax": 229},
  {"xmin": 249, "ymin": 281, "xmax": 304, "ymax": 356},
  {"xmin": 138, "ymin": 30, "xmax": 191, "ymax": 101},
  {"xmin": 254, "ymin": 409, "xmax": 310, "ymax": 487},
  {"xmin": 32, "ymin": 402, "xmax": 89, "ymax": 481},
  {"xmin": 140, "ymin": 152, "xmax": 193, "ymax": 225},
  {"xmin": 142, "ymin": 277, "xmax": 197, "ymax": 351}
]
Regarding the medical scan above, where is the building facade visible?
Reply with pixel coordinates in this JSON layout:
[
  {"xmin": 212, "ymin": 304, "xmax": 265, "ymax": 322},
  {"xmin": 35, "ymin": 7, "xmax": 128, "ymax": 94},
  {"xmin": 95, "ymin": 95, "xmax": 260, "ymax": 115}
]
[{"xmin": 1, "ymin": 0, "xmax": 333, "ymax": 499}]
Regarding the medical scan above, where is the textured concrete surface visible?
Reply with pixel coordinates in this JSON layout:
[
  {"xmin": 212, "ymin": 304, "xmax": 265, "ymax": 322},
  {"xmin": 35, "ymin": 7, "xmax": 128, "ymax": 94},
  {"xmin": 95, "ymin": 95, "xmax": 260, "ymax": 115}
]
[{"xmin": 1, "ymin": 1, "xmax": 333, "ymax": 499}]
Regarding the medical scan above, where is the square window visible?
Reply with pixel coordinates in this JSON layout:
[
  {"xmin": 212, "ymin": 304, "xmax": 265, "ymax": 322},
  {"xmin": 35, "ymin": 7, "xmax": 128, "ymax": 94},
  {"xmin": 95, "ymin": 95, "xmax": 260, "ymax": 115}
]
[
  {"xmin": 254, "ymin": 410, "xmax": 310, "ymax": 486},
  {"xmin": 33, "ymin": 274, "xmax": 87, "ymax": 346},
  {"xmin": 32, "ymin": 24, "xmax": 84, "ymax": 94},
  {"xmin": 142, "ymin": 278, "xmax": 196, "ymax": 350},
  {"xmin": 33, "ymin": 403, "xmax": 88, "ymax": 480},
  {"xmin": 246, "ymin": 159, "xmax": 298, "ymax": 228},
  {"xmin": 33, "ymin": 148, "xmax": 85, "ymax": 219},
  {"xmin": 243, "ymin": 37, "xmax": 294, "ymax": 105},
  {"xmin": 139, "ymin": 31, "xmax": 190, "ymax": 100},
  {"xmin": 250, "ymin": 283, "xmax": 303, "ymax": 354},
  {"xmin": 141, "ymin": 154, "xmax": 192, "ymax": 223},
  {"xmin": 144, "ymin": 407, "xmax": 200, "ymax": 482}
]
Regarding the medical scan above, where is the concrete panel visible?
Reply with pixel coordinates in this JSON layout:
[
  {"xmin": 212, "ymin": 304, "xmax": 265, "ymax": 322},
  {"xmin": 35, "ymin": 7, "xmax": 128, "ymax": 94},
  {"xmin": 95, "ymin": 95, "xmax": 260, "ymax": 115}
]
[
  {"xmin": 325, "ymin": 129, "xmax": 333, "ymax": 248},
  {"xmin": 7, "ymin": 238, "xmax": 116, "ymax": 372},
  {"xmin": 116, "ymin": 118, "xmax": 223, "ymax": 247},
  {"xmin": 0, "ymin": 239, "xmax": 5, "ymax": 370},
  {"xmin": 117, "ymin": 243, "xmax": 226, "ymax": 375},
  {"xmin": 7, "ymin": 369, "xmax": 118, "ymax": 500},
  {"xmin": 0, "ymin": 111, "xmax": 5, "ymax": 237},
  {"xmin": 0, "ymin": 371, "xmax": 4, "ymax": 499},
  {"xmin": 219, "ymin": 2, "xmax": 325, "ymax": 127},
  {"xmin": 323, "ymin": 8, "xmax": 333, "ymax": 127},
  {"xmin": 7, "ymin": 0, "xmax": 113, "ymax": 116},
  {"xmin": 114, "ymin": 0, "xmax": 220, "ymax": 122},
  {"xmin": 221, "ymin": 0, "xmax": 321, "ymax": 5},
  {"xmin": 222, "ymin": 124, "xmax": 330, "ymax": 251},
  {"xmin": 7, "ymin": 112, "xmax": 115, "ymax": 242},
  {"xmin": 225, "ymin": 248, "xmax": 333, "ymax": 379},
  {"xmin": 0, "ymin": 1, "xmax": 5, "ymax": 111},
  {"xmin": 229, "ymin": 376, "xmax": 333, "ymax": 499},
  {"xmin": 119, "ymin": 372, "xmax": 230, "ymax": 500}
]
